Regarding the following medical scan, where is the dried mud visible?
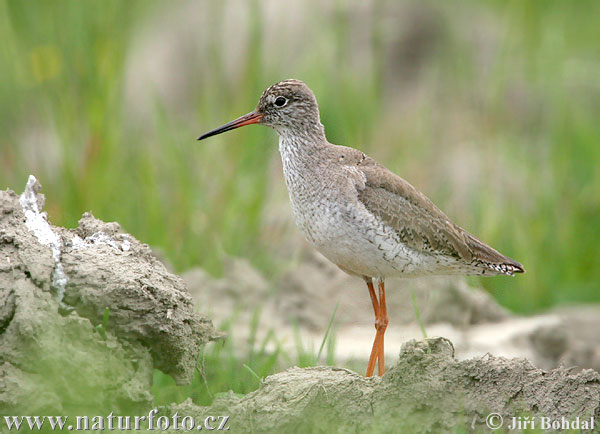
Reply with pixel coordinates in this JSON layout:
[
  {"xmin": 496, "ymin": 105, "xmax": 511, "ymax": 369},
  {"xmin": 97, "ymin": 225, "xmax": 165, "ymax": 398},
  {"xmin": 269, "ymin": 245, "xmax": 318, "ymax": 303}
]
[
  {"xmin": 2, "ymin": 177, "xmax": 600, "ymax": 433},
  {"xmin": 0, "ymin": 177, "xmax": 220, "ymax": 414},
  {"xmin": 166, "ymin": 338, "xmax": 600, "ymax": 432}
]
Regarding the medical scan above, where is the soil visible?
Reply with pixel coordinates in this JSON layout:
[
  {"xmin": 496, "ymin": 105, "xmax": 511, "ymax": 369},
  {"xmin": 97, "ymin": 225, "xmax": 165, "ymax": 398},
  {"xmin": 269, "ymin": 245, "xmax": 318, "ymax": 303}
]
[
  {"xmin": 2, "ymin": 176, "xmax": 600, "ymax": 432},
  {"xmin": 165, "ymin": 338, "xmax": 600, "ymax": 432},
  {"xmin": 0, "ymin": 176, "xmax": 220, "ymax": 415}
]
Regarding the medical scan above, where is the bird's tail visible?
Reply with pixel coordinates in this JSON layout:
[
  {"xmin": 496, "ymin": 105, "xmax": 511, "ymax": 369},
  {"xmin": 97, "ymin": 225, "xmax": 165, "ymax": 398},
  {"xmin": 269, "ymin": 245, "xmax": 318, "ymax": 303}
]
[{"xmin": 465, "ymin": 233, "xmax": 525, "ymax": 276}]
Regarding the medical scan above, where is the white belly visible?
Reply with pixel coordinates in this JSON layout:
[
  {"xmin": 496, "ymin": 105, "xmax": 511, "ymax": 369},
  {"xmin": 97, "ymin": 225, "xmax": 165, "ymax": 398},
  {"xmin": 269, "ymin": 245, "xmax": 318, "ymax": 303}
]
[
  {"xmin": 279, "ymin": 137, "xmax": 445, "ymax": 278},
  {"xmin": 288, "ymin": 191, "xmax": 434, "ymax": 278}
]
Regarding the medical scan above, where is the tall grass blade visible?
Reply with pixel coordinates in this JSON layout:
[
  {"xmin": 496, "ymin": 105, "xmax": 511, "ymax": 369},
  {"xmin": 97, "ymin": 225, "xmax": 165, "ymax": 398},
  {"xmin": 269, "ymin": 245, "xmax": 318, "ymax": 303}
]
[
  {"xmin": 317, "ymin": 301, "xmax": 339, "ymax": 362},
  {"xmin": 242, "ymin": 364, "xmax": 262, "ymax": 384},
  {"xmin": 410, "ymin": 288, "xmax": 428, "ymax": 339}
]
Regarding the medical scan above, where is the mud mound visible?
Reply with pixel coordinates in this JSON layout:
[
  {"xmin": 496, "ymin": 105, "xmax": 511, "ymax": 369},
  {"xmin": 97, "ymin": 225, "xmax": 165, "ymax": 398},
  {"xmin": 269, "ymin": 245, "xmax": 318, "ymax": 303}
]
[
  {"xmin": 4, "ymin": 176, "xmax": 600, "ymax": 430},
  {"xmin": 0, "ymin": 176, "xmax": 220, "ymax": 414},
  {"xmin": 166, "ymin": 338, "xmax": 600, "ymax": 432}
]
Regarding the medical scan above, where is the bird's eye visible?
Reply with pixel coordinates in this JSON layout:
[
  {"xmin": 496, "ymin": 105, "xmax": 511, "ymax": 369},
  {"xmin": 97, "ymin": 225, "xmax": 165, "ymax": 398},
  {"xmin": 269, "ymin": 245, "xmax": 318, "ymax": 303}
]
[{"xmin": 274, "ymin": 96, "xmax": 287, "ymax": 107}]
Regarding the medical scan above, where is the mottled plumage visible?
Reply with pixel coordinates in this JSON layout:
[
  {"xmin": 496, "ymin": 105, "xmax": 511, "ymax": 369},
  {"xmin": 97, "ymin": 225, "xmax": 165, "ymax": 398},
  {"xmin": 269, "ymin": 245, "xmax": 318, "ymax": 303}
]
[{"xmin": 198, "ymin": 79, "xmax": 524, "ymax": 377}]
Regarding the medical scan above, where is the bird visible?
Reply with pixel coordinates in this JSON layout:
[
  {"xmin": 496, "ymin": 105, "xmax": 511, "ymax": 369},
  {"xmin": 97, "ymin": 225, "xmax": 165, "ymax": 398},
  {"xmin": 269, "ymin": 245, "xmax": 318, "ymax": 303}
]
[{"xmin": 197, "ymin": 79, "xmax": 524, "ymax": 377}]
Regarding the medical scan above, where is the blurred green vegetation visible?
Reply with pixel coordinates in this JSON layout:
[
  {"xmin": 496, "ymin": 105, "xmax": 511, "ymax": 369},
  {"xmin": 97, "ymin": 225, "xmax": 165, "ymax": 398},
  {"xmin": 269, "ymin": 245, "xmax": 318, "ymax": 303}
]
[
  {"xmin": 1, "ymin": 0, "xmax": 598, "ymax": 311},
  {"xmin": 1, "ymin": 0, "xmax": 599, "ymax": 408}
]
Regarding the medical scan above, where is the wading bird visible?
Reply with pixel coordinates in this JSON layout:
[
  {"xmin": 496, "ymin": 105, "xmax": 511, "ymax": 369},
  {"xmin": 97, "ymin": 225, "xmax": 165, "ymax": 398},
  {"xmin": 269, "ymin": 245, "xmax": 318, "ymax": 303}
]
[{"xmin": 198, "ymin": 79, "xmax": 524, "ymax": 377}]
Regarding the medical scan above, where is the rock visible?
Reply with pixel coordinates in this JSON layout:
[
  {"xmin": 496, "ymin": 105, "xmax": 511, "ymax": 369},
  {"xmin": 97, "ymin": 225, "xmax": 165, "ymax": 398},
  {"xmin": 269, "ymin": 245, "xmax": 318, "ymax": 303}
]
[
  {"xmin": 0, "ymin": 176, "xmax": 220, "ymax": 415},
  {"xmin": 165, "ymin": 337, "xmax": 600, "ymax": 432}
]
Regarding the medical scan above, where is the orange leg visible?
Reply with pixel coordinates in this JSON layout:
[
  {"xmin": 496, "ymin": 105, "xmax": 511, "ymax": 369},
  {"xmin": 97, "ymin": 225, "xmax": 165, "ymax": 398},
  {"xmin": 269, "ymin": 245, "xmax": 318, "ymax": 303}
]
[
  {"xmin": 365, "ymin": 277, "xmax": 380, "ymax": 377},
  {"xmin": 364, "ymin": 277, "xmax": 389, "ymax": 377},
  {"xmin": 377, "ymin": 279, "xmax": 388, "ymax": 376}
]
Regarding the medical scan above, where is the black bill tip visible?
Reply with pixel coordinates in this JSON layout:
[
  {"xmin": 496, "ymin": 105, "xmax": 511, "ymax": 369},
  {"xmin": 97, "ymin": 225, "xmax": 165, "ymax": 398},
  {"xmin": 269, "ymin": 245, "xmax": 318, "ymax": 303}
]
[{"xmin": 197, "ymin": 111, "xmax": 263, "ymax": 141}]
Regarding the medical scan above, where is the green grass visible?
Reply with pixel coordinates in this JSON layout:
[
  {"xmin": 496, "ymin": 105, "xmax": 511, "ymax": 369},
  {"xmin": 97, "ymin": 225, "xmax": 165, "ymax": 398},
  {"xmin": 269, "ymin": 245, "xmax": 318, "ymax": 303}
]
[
  {"xmin": 153, "ymin": 312, "xmax": 281, "ymax": 406},
  {"xmin": 153, "ymin": 306, "xmax": 338, "ymax": 407},
  {"xmin": 1, "ymin": 0, "xmax": 599, "ymax": 408},
  {"xmin": 410, "ymin": 288, "xmax": 428, "ymax": 340}
]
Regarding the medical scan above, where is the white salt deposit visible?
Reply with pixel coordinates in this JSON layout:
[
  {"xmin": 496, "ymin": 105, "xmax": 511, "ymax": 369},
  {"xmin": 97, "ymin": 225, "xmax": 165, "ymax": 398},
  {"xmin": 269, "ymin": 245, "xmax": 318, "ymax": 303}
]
[
  {"xmin": 71, "ymin": 231, "xmax": 131, "ymax": 252},
  {"xmin": 19, "ymin": 175, "xmax": 68, "ymax": 302}
]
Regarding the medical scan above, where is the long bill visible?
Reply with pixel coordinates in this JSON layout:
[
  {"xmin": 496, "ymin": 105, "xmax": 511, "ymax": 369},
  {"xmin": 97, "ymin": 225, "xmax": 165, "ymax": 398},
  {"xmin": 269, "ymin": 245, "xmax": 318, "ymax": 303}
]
[{"xmin": 197, "ymin": 111, "xmax": 263, "ymax": 140}]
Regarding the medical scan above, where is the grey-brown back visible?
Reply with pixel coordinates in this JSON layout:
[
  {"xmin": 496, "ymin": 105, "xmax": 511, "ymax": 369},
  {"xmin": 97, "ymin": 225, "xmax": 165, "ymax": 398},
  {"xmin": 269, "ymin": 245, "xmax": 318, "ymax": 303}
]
[{"xmin": 335, "ymin": 146, "xmax": 524, "ymax": 276}]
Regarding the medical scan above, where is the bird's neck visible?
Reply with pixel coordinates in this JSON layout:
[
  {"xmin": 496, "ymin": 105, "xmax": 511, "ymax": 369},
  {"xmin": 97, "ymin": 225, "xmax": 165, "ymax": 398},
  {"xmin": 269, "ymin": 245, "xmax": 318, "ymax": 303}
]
[
  {"xmin": 277, "ymin": 124, "xmax": 330, "ymax": 200},
  {"xmin": 276, "ymin": 122, "xmax": 327, "ymax": 158},
  {"xmin": 277, "ymin": 126, "xmax": 330, "ymax": 210}
]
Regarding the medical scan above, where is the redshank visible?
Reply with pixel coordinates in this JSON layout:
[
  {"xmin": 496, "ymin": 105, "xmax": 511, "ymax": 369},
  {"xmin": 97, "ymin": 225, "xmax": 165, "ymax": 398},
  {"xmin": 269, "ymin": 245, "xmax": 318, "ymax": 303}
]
[{"xmin": 198, "ymin": 79, "xmax": 524, "ymax": 377}]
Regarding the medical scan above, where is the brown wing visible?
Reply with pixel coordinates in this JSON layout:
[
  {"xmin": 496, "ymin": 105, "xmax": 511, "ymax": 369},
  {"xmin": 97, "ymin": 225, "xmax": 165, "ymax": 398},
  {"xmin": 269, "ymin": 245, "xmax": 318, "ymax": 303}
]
[{"xmin": 343, "ymin": 149, "xmax": 523, "ymax": 272}]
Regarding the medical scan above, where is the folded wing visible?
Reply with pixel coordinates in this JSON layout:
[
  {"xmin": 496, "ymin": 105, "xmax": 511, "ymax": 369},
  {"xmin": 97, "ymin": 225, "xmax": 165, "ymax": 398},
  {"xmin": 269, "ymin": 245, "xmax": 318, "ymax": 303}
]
[{"xmin": 352, "ymin": 153, "xmax": 524, "ymax": 274}]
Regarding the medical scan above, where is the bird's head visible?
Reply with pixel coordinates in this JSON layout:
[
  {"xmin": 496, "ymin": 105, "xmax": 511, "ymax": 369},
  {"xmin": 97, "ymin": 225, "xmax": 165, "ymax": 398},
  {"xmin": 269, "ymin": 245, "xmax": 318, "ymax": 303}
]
[{"xmin": 197, "ymin": 79, "xmax": 323, "ymax": 141}]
